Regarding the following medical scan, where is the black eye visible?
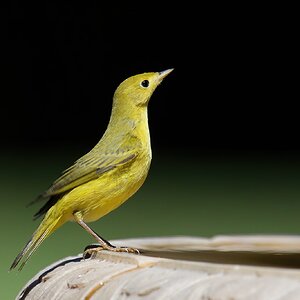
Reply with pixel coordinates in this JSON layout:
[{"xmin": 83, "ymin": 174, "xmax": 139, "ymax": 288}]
[{"xmin": 140, "ymin": 80, "xmax": 149, "ymax": 88}]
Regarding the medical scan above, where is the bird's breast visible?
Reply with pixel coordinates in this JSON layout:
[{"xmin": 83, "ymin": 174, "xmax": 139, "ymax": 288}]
[{"xmin": 62, "ymin": 149, "xmax": 152, "ymax": 223}]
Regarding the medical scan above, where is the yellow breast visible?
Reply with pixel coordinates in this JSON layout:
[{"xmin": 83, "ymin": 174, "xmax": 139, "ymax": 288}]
[{"xmin": 57, "ymin": 149, "xmax": 151, "ymax": 223}]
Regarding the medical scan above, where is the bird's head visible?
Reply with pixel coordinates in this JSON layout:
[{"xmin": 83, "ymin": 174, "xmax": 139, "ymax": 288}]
[{"xmin": 113, "ymin": 69, "xmax": 173, "ymax": 109}]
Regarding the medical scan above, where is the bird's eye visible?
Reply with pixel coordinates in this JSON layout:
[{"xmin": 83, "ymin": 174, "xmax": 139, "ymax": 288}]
[{"xmin": 140, "ymin": 80, "xmax": 149, "ymax": 88}]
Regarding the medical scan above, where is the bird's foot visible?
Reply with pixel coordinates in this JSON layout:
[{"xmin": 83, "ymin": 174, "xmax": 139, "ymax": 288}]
[
  {"xmin": 112, "ymin": 246, "xmax": 140, "ymax": 254},
  {"xmin": 83, "ymin": 244, "xmax": 140, "ymax": 259}
]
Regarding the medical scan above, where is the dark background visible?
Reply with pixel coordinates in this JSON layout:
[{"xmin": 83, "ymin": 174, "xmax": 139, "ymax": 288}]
[
  {"xmin": 0, "ymin": 3, "xmax": 297, "ymax": 155},
  {"xmin": 1, "ymin": 3, "xmax": 299, "ymax": 299}
]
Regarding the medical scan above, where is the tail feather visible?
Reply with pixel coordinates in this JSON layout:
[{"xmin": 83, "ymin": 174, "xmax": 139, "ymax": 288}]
[{"xmin": 10, "ymin": 215, "xmax": 63, "ymax": 271}]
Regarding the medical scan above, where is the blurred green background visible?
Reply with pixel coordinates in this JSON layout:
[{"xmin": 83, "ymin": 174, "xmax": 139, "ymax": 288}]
[{"xmin": 2, "ymin": 145, "xmax": 300, "ymax": 299}]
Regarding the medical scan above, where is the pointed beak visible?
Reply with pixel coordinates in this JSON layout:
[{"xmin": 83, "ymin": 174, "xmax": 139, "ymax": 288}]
[{"xmin": 158, "ymin": 68, "xmax": 174, "ymax": 81}]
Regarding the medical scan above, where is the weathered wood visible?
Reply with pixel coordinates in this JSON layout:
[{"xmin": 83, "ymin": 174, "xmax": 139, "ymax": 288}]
[{"xmin": 17, "ymin": 235, "xmax": 300, "ymax": 300}]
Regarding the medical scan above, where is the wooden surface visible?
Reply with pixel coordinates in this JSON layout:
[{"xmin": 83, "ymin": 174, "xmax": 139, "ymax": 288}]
[{"xmin": 17, "ymin": 235, "xmax": 300, "ymax": 300}]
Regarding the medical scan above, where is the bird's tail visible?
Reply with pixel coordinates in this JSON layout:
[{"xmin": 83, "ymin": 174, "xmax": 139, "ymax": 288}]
[{"xmin": 10, "ymin": 211, "xmax": 64, "ymax": 271}]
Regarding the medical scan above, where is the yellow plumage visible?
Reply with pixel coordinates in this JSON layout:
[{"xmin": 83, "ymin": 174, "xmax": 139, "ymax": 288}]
[{"xmin": 10, "ymin": 69, "xmax": 173, "ymax": 270}]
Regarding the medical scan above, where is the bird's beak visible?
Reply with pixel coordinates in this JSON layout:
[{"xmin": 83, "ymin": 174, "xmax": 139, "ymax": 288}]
[{"xmin": 158, "ymin": 68, "xmax": 174, "ymax": 81}]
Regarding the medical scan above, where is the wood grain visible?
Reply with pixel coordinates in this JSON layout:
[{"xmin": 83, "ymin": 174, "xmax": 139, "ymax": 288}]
[{"xmin": 17, "ymin": 235, "xmax": 300, "ymax": 300}]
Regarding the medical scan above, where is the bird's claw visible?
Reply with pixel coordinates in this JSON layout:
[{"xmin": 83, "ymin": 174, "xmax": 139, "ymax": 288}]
[
  {"xmin": 83, "ymin": 245, "xmax": 140, "ymax": 259},
  {"xmin": 115, "ymin": 247, "xmax": 140, "ymax": 254},
  {"xmin": 83, "ymin": 246, "xmax": 104, "ymax": 259}
]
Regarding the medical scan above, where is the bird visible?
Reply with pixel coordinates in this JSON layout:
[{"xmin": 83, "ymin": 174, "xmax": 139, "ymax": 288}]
[{"xmin": 10, "ymin": 68, "xmax": 173, "ymax": 271}]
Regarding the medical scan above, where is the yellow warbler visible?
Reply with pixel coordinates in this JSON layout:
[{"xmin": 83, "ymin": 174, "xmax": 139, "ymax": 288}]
[{"xmin": 10, "ymin": 68, "xmax": 173, "ymax": 270}]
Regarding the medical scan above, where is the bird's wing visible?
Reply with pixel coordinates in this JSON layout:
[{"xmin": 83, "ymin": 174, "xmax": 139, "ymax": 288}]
[
  {"xmin": 31, "ymin": 141, "xmax": 139, "ymax": 219},
  {"xmin": 35, "ymin": 147, "xmax": 137, "ymax": 200},
  {"xmin": 32, "ymin": 150, "xmax": 137, "ymax": 220},
  {"xmin": 27, "ymin": 131, "xmax": 142, "ymax": 208}
]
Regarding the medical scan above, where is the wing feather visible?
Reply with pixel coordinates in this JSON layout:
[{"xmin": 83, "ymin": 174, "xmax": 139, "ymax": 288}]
[
  {"xmin": 44, "ymin": 151, "xmax": 136, "ymax": 197},
  {"xmin": 31, "ymin": 130, "xmax": 141, "ymax": 207}
]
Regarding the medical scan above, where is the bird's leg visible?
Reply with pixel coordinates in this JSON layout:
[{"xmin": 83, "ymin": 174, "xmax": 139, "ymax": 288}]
[
  {"xmin": 73, "ymin": 211, "xmax": 114, "ymax": 248},
  {"xmin": 73, "ymin": 211, "xmax": 140, "ymax": 258}
]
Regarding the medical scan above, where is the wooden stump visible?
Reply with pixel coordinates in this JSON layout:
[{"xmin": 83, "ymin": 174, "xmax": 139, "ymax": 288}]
[{"xmin": 17, "ymin": 235, "xmax": 300, "ymax": 299}]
